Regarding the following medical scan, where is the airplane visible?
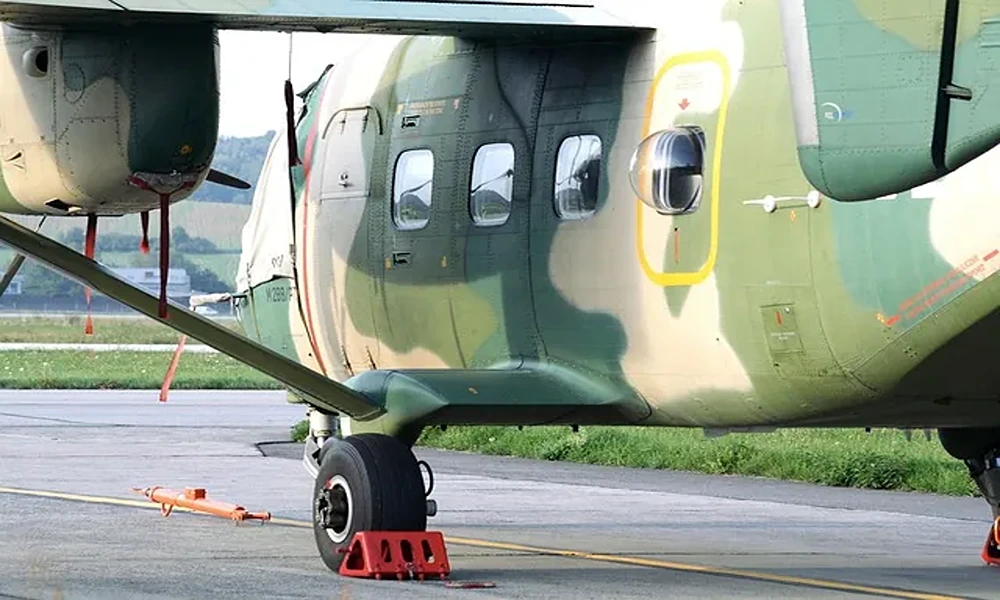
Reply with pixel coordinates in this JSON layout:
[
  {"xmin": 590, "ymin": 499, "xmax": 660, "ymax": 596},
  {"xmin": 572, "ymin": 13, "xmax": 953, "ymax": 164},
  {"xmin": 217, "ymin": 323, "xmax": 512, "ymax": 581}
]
[{"xmin": 1, "ymin": 0, "xmax": 1000, "ymax": 573}]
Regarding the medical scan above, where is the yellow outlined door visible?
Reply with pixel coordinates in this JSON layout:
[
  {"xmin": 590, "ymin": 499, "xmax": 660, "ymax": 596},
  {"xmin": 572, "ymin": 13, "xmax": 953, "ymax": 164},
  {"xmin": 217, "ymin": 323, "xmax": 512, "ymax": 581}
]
[{"xmin": 637, "ymin": 51, "xmax": 731, "ymax": 287}]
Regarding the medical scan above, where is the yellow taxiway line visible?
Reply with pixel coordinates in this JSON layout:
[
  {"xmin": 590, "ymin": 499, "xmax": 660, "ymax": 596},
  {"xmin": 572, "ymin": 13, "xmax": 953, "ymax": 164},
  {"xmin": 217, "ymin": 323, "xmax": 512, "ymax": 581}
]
[
  {"xmin": 0, "ymin": 485, "xmax": 968, "ymax": 600},
  {"xmin": 442, "ymin": 536, "xmax": 964, "ymax": 600}
]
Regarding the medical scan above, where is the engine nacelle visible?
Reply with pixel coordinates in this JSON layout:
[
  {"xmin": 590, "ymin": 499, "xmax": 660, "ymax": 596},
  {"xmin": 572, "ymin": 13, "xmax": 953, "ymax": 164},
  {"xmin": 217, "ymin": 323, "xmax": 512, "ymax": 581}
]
[{"xmin": 0, "ymin": 23, "xmax": 219, "ymax": 216}]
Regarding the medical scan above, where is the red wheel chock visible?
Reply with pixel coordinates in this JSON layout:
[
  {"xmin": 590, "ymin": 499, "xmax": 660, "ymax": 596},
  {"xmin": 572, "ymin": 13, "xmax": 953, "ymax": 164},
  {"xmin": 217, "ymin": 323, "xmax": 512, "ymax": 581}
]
[
  {"xmin": 983, "ymin": 518, "xmax": 1000, "ymax": 566},
  {"xmin": 339, "ymin": 531, "xmax": 451, "ymax": 580}
]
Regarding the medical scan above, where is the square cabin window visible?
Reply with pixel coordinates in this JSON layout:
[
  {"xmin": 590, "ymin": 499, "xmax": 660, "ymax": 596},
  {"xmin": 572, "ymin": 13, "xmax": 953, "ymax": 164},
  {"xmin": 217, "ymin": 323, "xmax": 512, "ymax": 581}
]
[
  {"xmin": 393, "ymin": 149, "xmax": 434, "ymax": 230},
  {"xmin": 470, "ymin": 143, "xmax": 514, "ymax": 227},
  {"xmin": 554, "ymin": 134, "xmax": 602, "ymax": 220}
]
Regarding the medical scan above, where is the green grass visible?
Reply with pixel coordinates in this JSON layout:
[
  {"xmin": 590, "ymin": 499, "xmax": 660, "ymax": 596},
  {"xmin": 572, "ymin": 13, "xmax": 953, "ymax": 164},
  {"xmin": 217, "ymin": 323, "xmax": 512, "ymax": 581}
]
[
  {"xmin": 0, "ymin": 315, "xmax": 243, "ymax": 344},
  {"xmin": 0, "ymin": 350, "xmax": 280, "ymax": 390},
  {"xmin": 291, "ymin": 419, "xmax": 310, "ymax": 443},
  {"xmin": 408, "ymin": 425, "xmax": 976, "ymax": 497}
]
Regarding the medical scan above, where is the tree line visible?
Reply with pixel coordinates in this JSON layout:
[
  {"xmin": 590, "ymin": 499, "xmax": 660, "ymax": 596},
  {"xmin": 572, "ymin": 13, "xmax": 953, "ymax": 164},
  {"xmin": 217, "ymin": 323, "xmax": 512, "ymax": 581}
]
[
  {"xmin": 60, "ymin": 225, "xmax": 224, "ymax": 254},
  {"xmin": 13, "ymin": 255, "xmax": 230, "ymax": 298},
  {"xmin": 7, "ymin": 225, "xmax": 233, "ymax": 298}
]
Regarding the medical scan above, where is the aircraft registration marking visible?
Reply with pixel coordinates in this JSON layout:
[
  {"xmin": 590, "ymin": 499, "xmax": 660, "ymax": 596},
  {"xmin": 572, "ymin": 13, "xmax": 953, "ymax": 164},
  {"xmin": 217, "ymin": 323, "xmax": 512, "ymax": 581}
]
[
  {"xmin": 0, "ymin": 485, "xmax": 967, "ymax": 600},
  {"xmin": 637, "ymin": 51, "xmax": 731, "ymax": 287}
]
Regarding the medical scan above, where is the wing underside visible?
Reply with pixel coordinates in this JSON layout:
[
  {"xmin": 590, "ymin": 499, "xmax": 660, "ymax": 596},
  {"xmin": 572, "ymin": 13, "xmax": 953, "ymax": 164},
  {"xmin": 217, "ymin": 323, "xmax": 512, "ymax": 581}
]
[{"xmin": 0, "ymin": 1, "xmax": 646, "ymax": 37}]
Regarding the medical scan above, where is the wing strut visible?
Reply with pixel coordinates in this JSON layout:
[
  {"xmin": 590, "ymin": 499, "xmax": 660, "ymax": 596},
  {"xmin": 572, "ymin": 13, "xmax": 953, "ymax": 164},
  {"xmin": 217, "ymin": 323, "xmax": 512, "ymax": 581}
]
[
  {"xmin": 0, "ymin": 214, "xmax": 385, "ymax": 421},
  {"xmin": 0, "ymin": 215, "xmax": 45, "ymax": 298}
]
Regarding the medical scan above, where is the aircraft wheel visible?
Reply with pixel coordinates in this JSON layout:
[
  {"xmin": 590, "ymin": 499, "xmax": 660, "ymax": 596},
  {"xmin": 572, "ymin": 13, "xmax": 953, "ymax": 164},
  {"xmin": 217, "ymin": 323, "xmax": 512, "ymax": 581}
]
[
  {"xmin": 939, "ymin": 427, "xmax": 1000, "ymax": 459},
  {"xmin": 312, "ymin": 434, "xmax": 427, "ymax": 572}
]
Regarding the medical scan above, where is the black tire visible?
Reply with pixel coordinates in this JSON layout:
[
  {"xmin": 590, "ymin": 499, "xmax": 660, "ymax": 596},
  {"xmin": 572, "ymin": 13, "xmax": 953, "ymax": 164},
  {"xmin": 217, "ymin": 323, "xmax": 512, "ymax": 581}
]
[
  {"xmin": 939, "ymin": 428, "xmax": 1000, "ymax": 460},
  {"xmin": 312, "ymin": 434, "xmax": 427, "ymax": 572}
]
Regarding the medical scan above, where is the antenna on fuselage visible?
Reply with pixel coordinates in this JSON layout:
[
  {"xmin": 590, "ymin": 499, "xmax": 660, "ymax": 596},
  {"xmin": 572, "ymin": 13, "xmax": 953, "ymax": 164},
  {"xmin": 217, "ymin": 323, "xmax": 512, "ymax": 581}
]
[
  {"xmin": 284, "ymin": 32, "xmax": 301, "ymax": 168},
  {"xmin": 281, "ymin": 31, "xmax": 329, "ymax": 378}
]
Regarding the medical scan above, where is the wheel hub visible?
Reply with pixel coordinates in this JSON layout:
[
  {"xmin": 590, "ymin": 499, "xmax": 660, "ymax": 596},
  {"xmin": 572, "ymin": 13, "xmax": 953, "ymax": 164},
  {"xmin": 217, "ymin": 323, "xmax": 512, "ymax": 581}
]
[{"xmin": 315, "ymin": 475, "xmax": 353, "ymax": 544}]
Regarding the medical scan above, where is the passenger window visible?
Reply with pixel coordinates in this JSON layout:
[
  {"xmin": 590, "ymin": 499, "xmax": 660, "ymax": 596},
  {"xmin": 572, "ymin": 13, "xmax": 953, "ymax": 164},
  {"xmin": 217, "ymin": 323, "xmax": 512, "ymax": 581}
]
[
  {"xmin": 554, "ymin": 134, "xmax": 602, "ymax": 220},
  {"xmin": 393, "ymin": 149, "xmax": 433, "ymax": 230},
  {"xmin": 470, "ymin": 143, "xmax": 514, "ymax": 227}
]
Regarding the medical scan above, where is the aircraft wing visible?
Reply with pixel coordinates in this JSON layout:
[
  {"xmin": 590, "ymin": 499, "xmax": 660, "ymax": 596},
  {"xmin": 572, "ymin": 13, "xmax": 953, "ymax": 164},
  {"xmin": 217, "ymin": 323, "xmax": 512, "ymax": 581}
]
[{"xmin": 0, "ymin": 1, "xmax": 647, "ymax": 36}]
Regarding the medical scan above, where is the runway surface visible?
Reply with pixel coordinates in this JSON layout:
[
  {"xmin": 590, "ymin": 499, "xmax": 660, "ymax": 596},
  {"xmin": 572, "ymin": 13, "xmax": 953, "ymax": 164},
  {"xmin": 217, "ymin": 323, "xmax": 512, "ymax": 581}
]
[{"xmin": 0, "ymin": 389, "xmax": 996, "ymax": 599}]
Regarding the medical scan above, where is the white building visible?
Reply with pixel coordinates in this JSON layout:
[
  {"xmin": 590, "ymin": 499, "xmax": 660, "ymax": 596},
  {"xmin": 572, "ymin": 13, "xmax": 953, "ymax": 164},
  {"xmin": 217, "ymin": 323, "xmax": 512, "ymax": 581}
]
[
  {"xmin": 6, "ymin": 274, "xmax": 22, "ymax": 295},
  {"xmin": 111, "ymin": 268, "xmax": 191, "ymax": 299}
]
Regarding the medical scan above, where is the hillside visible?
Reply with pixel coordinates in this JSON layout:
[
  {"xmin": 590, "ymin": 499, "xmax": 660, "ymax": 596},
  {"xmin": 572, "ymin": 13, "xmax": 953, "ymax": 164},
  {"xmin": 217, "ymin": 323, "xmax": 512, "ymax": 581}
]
[
  {"xmin": 4, "ymin": 202, "xmax": 252, "ymax": 254},
  {"xmin": 189, "ymin": 131, "xmax": 275, "ymax": 205}
]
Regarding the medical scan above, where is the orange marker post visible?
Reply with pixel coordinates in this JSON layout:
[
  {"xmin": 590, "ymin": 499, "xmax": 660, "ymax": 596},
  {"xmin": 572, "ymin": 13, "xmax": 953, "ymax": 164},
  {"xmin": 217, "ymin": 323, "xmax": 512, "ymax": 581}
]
[{"xmin": 159, "ymin": 334, "xmax": 187, "ymax": 403}]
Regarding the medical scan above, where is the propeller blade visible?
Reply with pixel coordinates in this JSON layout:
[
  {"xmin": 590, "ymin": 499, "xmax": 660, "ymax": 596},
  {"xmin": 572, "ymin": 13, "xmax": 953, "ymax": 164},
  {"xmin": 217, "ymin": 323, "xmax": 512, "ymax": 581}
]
[
  {"xmin": 0, "ymin": 216, "xmax": 45, "ymax": 298},
  {"xmin": 206, "ymin": 169, "xmax": 251, "ymax": 190}
]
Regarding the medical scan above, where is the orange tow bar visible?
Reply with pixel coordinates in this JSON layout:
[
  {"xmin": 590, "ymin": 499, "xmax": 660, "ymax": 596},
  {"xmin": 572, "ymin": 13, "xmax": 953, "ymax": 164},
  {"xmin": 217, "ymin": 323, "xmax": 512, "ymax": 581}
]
[{"xmin": 132, "ymin": 486, "xmax": 271, "ymax": 523}]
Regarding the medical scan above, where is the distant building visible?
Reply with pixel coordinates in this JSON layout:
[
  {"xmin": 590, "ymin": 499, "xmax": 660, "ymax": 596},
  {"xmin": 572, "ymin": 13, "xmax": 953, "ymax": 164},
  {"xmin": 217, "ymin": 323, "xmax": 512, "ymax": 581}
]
[
  {"xmin": 6, "ymin": 274, "xmax": 23, "ymax": 295},
  {"xmin": 111, "ymin": 268, "xmax": 191, "ymax": 299}
]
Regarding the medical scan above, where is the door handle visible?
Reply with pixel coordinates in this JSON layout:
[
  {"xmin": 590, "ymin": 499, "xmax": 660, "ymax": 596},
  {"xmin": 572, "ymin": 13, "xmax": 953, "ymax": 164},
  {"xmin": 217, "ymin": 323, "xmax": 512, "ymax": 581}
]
[{"xmin": 391, "ymin": 251, "xmax": 411, "ymax": 266}]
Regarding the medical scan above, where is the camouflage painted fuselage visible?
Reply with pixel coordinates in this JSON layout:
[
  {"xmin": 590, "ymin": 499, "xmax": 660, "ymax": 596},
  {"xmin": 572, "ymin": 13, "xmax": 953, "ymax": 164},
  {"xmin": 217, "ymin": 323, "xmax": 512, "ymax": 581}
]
[{"xmin": 237, "ymin": 1, "xmax": 1000, "ymax": 434}]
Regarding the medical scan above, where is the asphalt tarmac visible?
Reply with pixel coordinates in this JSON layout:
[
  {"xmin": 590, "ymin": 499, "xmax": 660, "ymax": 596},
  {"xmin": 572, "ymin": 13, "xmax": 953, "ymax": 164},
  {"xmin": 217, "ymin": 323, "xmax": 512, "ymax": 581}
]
[{"xmin": 0, "ymin": 389, "xmax": 996, "ymax": 599}]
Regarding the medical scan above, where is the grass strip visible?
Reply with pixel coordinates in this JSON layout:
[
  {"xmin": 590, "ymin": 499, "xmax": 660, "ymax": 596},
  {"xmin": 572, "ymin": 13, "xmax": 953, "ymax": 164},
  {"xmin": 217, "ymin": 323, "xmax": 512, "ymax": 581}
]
[
  {"xmin": 10, "ymin": 316, "xmax": 972, "ymax": 498},
  {"xmin": 0, "ymin": 350, "xmax": 280, "ymax": 390},
  {"xmin": 0, "ymin": 315, "xmax": 241, "ymax": 345},
  {"xmin": 409, "ymin": 425, "xmax": 977, "ymax": 497}
]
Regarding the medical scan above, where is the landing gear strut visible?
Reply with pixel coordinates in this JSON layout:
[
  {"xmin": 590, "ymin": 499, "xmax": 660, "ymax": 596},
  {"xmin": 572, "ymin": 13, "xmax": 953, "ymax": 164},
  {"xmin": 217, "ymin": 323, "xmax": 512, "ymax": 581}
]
[
  {"xmin": 939, "ymin": 428, "xmax": 1000, "ymax": 565},
  {"xmin": 966, "ymin": 453, "xmax": 1000, "ymax": 520},
  {"xmin": 965, "ymin": 453, "xmax": 1000, "ymax": 565},
  {"xmin": 311, "ymin": 434, "xmax": 429, "ymax": 572},
  {"xmin": 301, "ymin": 408, "xmax": 339, "ymax": 478}
]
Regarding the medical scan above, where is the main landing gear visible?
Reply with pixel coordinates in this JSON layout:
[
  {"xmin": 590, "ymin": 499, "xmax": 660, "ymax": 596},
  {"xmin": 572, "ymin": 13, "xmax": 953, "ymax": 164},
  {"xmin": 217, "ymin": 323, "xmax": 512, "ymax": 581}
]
[
  {"xmin": 939, "ymin": 428, "xmax": 1000, "ymax": 565},
  {"xmin": 310, "ymin": 432, "xmax": 432, "ymax": 572}
]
